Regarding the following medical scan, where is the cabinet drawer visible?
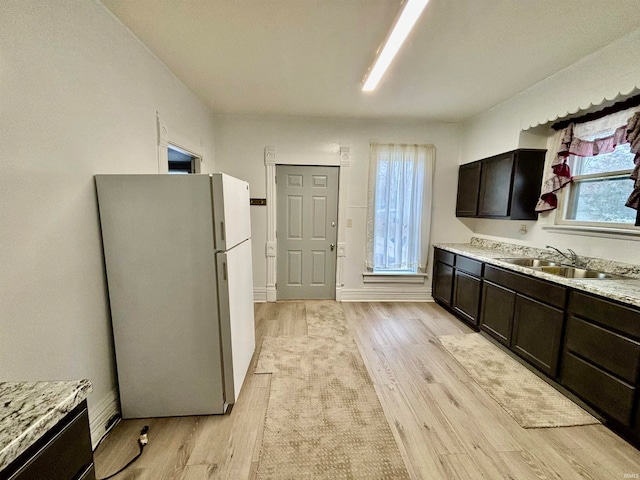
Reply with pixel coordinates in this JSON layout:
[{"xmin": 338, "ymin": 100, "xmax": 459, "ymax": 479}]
[
  {"xmin": 455, "ymin": 255, "xmax": 483, "ymax": 277},
  {"xmin": 434, "ymin": 248, "xmax": 454, "ymax": 266},
  {"xmin": 569, "ymin": 291, "xmax": 640, "ymax": 340},
  {"xmin": 484, "ymin": 265, "xmax": 566, "ymax": 308},
  {"xmin": 561, "ymin": 352, "xmax": 636, "ymax": 426},
  {"xmin": 7, "ymin": 404, "xmax": 93, "ymax": 480},
  {"xmin": 565, "ymin": 316, "xmax": 640, "ymax": 384}
]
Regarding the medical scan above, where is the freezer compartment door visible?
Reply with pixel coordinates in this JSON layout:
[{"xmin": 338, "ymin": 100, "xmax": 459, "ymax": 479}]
[
  {"xmin": 216, "ymin": 239, "xmax": 256, "ymax": 404},
  {"xmin": 211, "ymin": 173, "xmax": 251, "ymax": 250}
]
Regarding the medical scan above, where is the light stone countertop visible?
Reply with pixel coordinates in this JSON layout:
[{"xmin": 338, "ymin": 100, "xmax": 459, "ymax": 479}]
[
  {"xmin": 0, "ymin": 379, "xmax": 92, "ymax": 472},
  {"xmin": 434, "ymin": 238, "xmax": 640, "ymax": 309}
]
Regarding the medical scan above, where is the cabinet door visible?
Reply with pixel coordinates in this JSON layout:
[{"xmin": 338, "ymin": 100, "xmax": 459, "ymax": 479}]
[
  {"xmin": 509, "ymin": 150, "xmax": 546, "ymax": 220},
  {"xmin": 511, "ymin": 294, "xmax": 564, "ymax": 377},
  {"xmin": 452, "ymin": 270, "xmax": 482, "ymax": 326},
  {"xmin": 480, "ymin": 281, "xmax": 515, "ymax": 345},
  {"xmin": 478, "ymin": 153, "xmax": 514, "ymax": 217},
  {"xmin": 562, "ymin": 352, "xmax": 636, "ymax": 426},
  {"xmin": 433, "ymin": 261, "xmax": 454, "ymax": 306},
  {"xmin": 7, "ymin": 403, "xmax": 94, "ymax": 480},
  {"xmin": 456, "ymin": 161, "xmax": 481, "ymax": 217}
]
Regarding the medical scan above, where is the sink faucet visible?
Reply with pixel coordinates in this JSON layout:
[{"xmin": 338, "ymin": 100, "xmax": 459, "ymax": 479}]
[{"xmin": 546, "ymin": 245, "xmax": 583, "ymax": 267}]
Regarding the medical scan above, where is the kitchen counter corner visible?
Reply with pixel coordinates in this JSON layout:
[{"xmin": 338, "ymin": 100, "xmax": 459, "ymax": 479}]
[{"xmin": 0, "ymin": 379, "xmax": 93, "ymax": 472}]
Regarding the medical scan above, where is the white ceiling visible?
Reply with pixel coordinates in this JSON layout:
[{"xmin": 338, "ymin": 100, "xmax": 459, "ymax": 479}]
[{"xmin": 101, "ymin": 0, "xmax": 640, "ymax": 122}]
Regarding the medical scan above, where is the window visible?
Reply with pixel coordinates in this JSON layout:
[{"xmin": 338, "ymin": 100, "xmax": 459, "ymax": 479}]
[
  {"xmin": 366, "ymin": 143, "xmax": 435, "ymax": 274},
  {"xmin": 555, "ymin": 107, "xmax": 640, "ymax": 230},
  {"xmin": 168, "ymin": 146, "xmax": 196, "ymax": 174},
  {"xmin": 562, "ymin": 139, "xmax": 635, "ymax": 226}
]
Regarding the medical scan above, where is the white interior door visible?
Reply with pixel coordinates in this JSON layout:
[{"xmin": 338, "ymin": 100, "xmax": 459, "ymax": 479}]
[{"xmin": 276, "ymin": 165, "xmax": 339, "ymax": 300}]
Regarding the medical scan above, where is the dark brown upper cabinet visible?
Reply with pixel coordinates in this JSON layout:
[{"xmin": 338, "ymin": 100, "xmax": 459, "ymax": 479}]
[
  {"xmin": 455, "ymin": 161, "xmax": 481, "ymax": 217},
  {"xmin": 456, "ymin": 149, "xmax": 546, "ymax": 220}
]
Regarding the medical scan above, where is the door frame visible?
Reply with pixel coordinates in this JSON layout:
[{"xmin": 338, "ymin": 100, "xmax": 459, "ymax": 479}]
[
  {"xmin": 157, "ymin": 111, "xmax": 205, "ymax": 174},
  {"xmin": 264, "ymin": 146, "xmax": 351, "ymax": 302}
]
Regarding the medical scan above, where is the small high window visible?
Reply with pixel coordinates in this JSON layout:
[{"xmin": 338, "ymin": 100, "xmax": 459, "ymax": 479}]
[{"xmin": 168, "ymin": 146, "xmax": 196, "ymax": 174}]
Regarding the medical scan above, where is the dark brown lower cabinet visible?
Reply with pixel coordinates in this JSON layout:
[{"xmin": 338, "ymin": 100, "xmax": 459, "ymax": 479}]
[
  {"xmin": 479, "ymin": 281, "xmax": 515, "ymax": 346},
  {"xmin": 2, "ymin": 401, "xmax": 95, "ymax": 480},
  {"xmin": 433, "ymin": 261, "xmax": 454, "ymax": 306},
  {"xmin": 511, "ymin": 295, "xmax": 563, "ymax": 377},
  {"xmin": 562, "ymin": 352, "xmax": 636, "ymax": 426},
  {"xmin": 434, "ymin": 249, "xmax": 640, "ymax": 447},
  {"xmin": 452, "ymin": 270, "xmax": 482, "ymax": 326},
  {"xmin": 561, "ymin": 291, "xmax": 640, "ymax": 430}
]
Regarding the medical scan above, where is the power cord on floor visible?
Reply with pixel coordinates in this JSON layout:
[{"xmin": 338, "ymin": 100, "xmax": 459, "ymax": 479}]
[{"xmin": 97, "ymin": 425, "xmax": 149, "ymax": 480}]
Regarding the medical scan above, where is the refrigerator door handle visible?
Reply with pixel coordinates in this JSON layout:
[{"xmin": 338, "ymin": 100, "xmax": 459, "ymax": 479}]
[
  {"xmin": 220, "ymin": 221, "xmax": 225, "ymax": 241},
  {"xmin": 223, "ymin": 261, "xmax": 228, "ymax": 280}
]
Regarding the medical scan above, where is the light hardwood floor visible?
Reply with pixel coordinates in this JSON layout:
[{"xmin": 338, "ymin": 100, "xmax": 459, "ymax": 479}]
[{"xmin": 94, "ymin": 301, "xmax": 640, "ymax": 479}]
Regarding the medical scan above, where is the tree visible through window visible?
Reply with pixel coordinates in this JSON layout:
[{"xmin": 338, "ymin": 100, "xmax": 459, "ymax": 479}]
[{"xmin": 564, "ymin": 133, "xmax": 636, "ymax": 225}]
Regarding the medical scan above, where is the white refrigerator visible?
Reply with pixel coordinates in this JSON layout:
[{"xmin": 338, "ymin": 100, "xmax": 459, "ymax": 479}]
[{"xmin": 95, "ymin": 173, "xmax": 256, "ymax": 418}]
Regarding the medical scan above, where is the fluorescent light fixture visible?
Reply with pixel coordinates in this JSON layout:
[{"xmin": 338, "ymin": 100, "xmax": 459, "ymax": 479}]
[{"xmin": 362, "ymin": 0, "xmax": 429, "ymax": 92}]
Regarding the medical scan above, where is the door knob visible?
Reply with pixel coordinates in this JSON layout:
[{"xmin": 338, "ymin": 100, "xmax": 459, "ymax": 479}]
[{"xmin": 330, "ymin": 243, "xmax": 335, "ymax": 251}]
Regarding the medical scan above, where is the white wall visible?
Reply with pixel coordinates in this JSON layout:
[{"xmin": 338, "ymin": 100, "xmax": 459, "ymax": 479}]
[
  {"xmin": 460, "ymin": 27, "xmax": 640, "ymax": 265},
  {"xmin": 212, "ymin": 115, "xmax": 468, "ymax": 300},
  {"xmin": 0, "ymin": 0, "xmax": 216, "ymax": 435}
]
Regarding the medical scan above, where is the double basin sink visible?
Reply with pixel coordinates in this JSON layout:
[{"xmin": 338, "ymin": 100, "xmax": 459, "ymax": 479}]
[{"xmin": 497, "ymin": 257, "xmax": 625, "ymax": 279}]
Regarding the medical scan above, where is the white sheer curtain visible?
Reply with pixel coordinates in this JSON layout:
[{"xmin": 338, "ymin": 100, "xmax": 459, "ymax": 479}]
[{"xmin": 366, "ymin": 143, "xmax": 435, "ymax": 273}]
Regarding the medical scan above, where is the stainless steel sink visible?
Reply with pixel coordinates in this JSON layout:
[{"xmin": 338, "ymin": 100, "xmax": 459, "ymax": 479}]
[
  {"xmin": 538, "ymin": 266, "xmax": 624, "ymax": 279},
  {"xmin": 496, "ymin": 257, "xmax": 626, "ymax": 279},
  {"xmin": 497, "ymin": 258, "xmax": 558, "ymax": 267}
]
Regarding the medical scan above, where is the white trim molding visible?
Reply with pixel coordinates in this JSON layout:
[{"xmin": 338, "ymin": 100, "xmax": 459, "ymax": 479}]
[
  {"xmin": 89, "ymin": 388, "xmax": 120, "ymax": 449},
  {"xmin": 157, "ymin": 112, "xmax": 169, "ymax": 174},
  {"xmin": 264, "ymin": 147, "xmax": 277, "ymax": 302},
  {"xmin": 336, "ymin": 148, "xmax": 351, "ymax": 297},
  {"xmin": 340, "ymin": 287, "xmax": 433, "ymax": 302},
  {"xmin": 157, "ymin": 111, "xmax": 205, "ymax": 174},
  {"xmin": 253, "ymin": 288, "xmax": 267, "ymax": 303},
  {"xmin": 264, "ymin": 145, "xmax": 351, "ymax": 302}
]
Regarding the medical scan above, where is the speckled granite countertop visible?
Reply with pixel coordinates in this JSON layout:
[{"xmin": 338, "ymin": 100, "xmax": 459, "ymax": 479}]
[
  {"xmin": 434, "ymin": 238, "xmax": 640, "ymax": 309},
  {"xmin": 0, "ymin": 380, "xmax": 92, "ymax": 472}
]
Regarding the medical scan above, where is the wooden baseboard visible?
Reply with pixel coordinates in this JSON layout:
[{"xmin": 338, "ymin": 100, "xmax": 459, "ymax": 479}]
[{"xmin": 89, "ymin": 388, "xmax": 120, "ymax": 449}]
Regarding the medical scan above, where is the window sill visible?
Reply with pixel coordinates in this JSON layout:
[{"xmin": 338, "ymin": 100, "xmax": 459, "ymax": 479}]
[
  {"xmin": 543, "ymin": 224, "xmax": 640, "ymax": 240},
  {"xmin": 362, "ymin": 272, "xmax": 428, "ymax": 284}
]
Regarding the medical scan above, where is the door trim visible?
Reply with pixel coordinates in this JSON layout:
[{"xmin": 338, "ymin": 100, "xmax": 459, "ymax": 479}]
[
  {"xmin": 264, "ymin": 146, "xmax": 351, "ymax": 302},
  {"xmin": 156, "ymin": 111, "xmax": 204, "ymax": 174}
]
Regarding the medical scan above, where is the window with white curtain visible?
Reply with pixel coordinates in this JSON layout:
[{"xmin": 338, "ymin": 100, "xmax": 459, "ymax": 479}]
[{"xmin": 366, "ymin": 143, "xmax": 435, "ymax": 274}]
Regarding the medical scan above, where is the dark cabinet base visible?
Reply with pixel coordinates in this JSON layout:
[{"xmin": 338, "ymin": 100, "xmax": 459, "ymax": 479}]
[
  {"xmin": 453, "ymin": 271, "xmax": 482, "ymax": 326},
  {"xmin": 433, "ymin": 262, "xmax": 454, "ymax": 306},
  {"xmin": 479, "ymin": 281, "xmax": 515, "ymax": 345},
  {"xmin": 511, "ymin": 295, "xmax": 563, "ymax": 377},
  {"xmin": 2, "ymin": 401, "xmax": 95, "ymax": 480},
  {"xmin": 562, "ymin": 352, "xmax": 636, "ymax": 426}
]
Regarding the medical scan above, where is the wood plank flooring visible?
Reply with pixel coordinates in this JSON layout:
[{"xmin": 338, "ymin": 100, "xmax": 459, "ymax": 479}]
[{"xmin": 93, "ymin": 301, "xmax": 640, "ymax": 479}]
